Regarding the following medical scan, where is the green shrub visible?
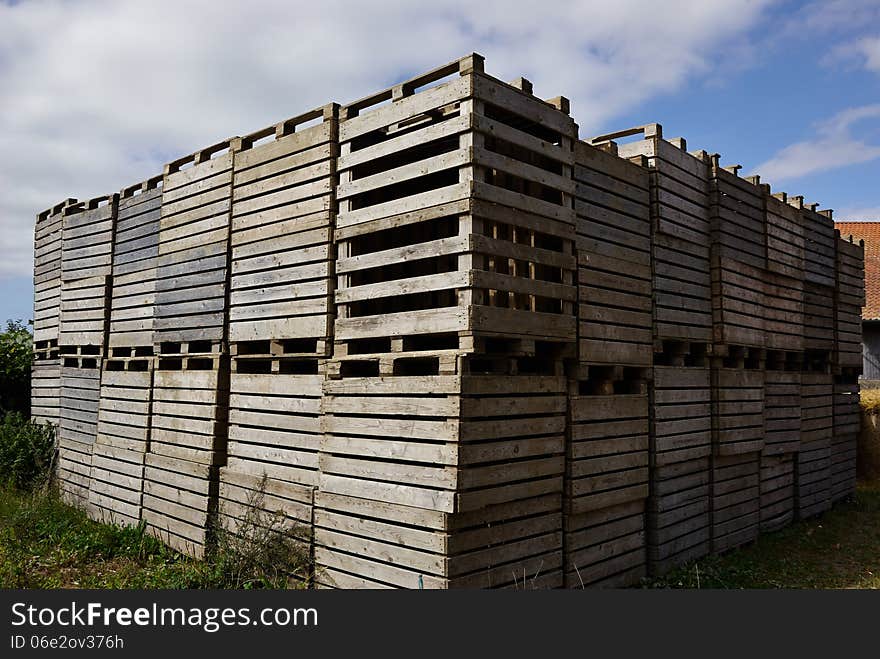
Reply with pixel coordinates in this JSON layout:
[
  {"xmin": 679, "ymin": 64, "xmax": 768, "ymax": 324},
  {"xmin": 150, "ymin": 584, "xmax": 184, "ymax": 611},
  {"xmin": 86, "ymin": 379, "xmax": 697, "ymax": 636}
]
[
  {"xmin": 0, "ymin": 412, "xmax": 55, "ymax": 490},
  {"xmin": 0, "ymin": 320, "xmax": 33, "ymax": 415}
]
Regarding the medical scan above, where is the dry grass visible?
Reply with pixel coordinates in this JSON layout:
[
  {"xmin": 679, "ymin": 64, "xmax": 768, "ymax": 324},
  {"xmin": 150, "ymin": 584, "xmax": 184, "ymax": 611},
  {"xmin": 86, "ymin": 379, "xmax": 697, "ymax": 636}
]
[{"xmin": 861, "ymin": 388, "xmax": 880, "ymax": 413}]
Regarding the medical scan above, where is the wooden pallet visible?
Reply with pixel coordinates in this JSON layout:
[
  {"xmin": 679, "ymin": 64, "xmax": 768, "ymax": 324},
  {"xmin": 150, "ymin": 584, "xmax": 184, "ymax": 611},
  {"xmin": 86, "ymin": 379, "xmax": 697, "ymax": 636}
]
[
  {"xmin": 573, "ymin": 141, "xmax": 652, "ymax": 367},
  {"xmin": 563, "ymin": 499, "xmax": 646, "ymax": 588},
  {"xmin": 33, "ymin": 200, "xmax": 74, "ymax": 344},
  {"xmin": 797, "ymin": 372, "xmax": 833, "ymax": 519},
  {"xmin": 229, "ymin": 105, "xmax": 337, "ymax": 347},
  {"xmin": 710, "ymin": 452, "xmax": 760, "ymax": 553},
  {"xmin": 86, "ymin": 364, "xmax": 153, "ymax": 527},
  {"xmin": 835, "ymin": 235, "xmax": 865, "ymax": 372},
  {"xmin": 759, "ymin": 453, "xmax": 795, "ymax": 533},
  {"xmin": 711, "ymin": 366, "xmax": 764, "ymax": 456},
  {"xmin": 31, "ymin": 358, "xmax": 61, "ymax": 425},
  {"xmin": 155, "ymin": 141, "xmax": 236, "ymax": 344},
  {"xmin": 831, "ymin": 379, "xmax": 859, "ymax": 503},
  {"xmin": 56, "ymin": 363, "xmax": 101, "ymax": 508},
  {"xmin": 109, "ymin": 177, "xmax": 162, "ymax": 348},
  {"xmin": 332, "ymin": 54, "xmax": 577, "ymax": 366},
  {"xmin": 762, "ymin": 365, "xmax": 801, "ymax": 455},
  {"xmin": 600, "ymin": 125, "xmax": 712, "ymax": 344},
  {"xmin": 566, "ymin": 388, "xmax": 649, "ymax": 514}
]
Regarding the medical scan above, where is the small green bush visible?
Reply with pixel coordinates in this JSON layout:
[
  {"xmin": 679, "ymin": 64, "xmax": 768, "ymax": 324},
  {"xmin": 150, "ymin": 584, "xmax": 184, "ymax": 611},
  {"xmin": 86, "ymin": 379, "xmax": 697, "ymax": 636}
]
[
  {"xmin": 0, "ymin": 412, "xmax": 55, "ymax": 490},
  {"xmin": 0, "ymin": 320, "xmax": 33, "ymax": 415}
]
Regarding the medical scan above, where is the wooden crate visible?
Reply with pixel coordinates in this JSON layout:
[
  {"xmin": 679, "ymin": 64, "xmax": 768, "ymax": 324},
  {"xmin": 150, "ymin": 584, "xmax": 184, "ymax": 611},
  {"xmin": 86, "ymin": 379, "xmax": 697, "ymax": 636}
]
[
  {"xmin": 143, "ymin": 364, "xmax": 229, "ymax": 557},
  {"xmin": 566, "ymin": 387, "xmax": 649, "ymax": 514},
  {"xmin": 155, "ymin": 141, "xmax": 235, "ymax": 345},
  {"xmin": 218, "ymin": 469, "xmax": 313, "ymax": 542},
  {"xmin": 59, "ymin": 276, "xmax": 112, "ymax": 348},
  {"xmin": 710, "ymin": 452, "xmax": 760, "ymax": 553},
  {"xmin": 763, "ymin": 195, "xmax": 806, "ymax": 350},
  {"xmin": 31, "ymin": 358, "xmax": 61, "ymax": 425},
  {"xmin": 573, "ymin": 141, "xmax": 652, "ymax": 367},
  {"xmin": 563, "ymin": 378, "xmax": 649, "ymax": 588},
  {"xmin": 647, "ymin": 457, "xmax": 710, "ymax": 574},
  {"xmin": 563, "ymin": 499, "xmax": 646, "ymax": 588},
  {"xmin": 314, "ymin": 490, "xmax": 562, "ymax": 590},
  {"xmin": 603, "ymin": 125, "xmax": 712, "ymax": 344},
  {"xmin": 648, "ymin": 363, "xmax": 711, "ymax": 573},
  {"xmin": 797, "ymin": 372, "xmax": 833, "ymax": 518},
  {"xmin": 800, "ymin": 202, "xmax": 836, "ymax": 288},
  {"xmin": 61, "ymin": 195, "xmax": 116, "ymax": 281},
  {"xmin": 835, "ymin": 235, "xmax": 865, "ymax": 372},
  {"xmin": 762, "ymin": 364, "xmax": 801, "ymax": 455},
  {"xmin": 710, "ymin": 254, "xmax": 766, "ymax": 349},
  {"xmin": 831, "ymin": 379, "xmax": 859, "ymax": 503},
  {"xmin": 86, "ymin": 362, "xmax": 153, "ymax": 527},
  {"xmin": 229, "ymin": 106, "xmax": 338, "ymax": 350},
  {"xmin": 221, "ymin": 364, "xmax": 324, "ymax": 493},
  {"xmin": 651, "ymin": 364, "xmax": 712, "ymax": 467},
  {"xmin": 711, "ymin": 365, "xmax": 764, "ymax": 456},
  {"xmin": 759, "ymin": 453, "xmax": 795, "ymax": 533},
  {"xmin": 108, "ymin": 177, "xmax": 162, "ymax": 349},
  {"xmin": 33, "ymin": 200, "xmax": 74, "ymax": 345},
  {"xmin": 763, "ymin": 271, "xmax": 804, "ymax": 352},
  {"xmin": 331, "ymin": 54, "xmax": 577, "ymax": 373},
  {"xmin": 803, "ymin": 281, "xmax": 835, "ymax": 353},
  {"xmin": 709, "ymin": 162, "xmax": 766, "ymax": 271},
  {"xmin": 315, "ymin": 374, "xmax": 566, "ymax": 588},
  {"xmin": 56, "ymin": 360, "xmax": 101, "ymax": 508},
  {"xmin": 764, "ymin": 191, "xmax": 805, "ymax": 281},
  {"xmin": 142, "ymin": 452, "xmax": 215, "ymax": 559}
]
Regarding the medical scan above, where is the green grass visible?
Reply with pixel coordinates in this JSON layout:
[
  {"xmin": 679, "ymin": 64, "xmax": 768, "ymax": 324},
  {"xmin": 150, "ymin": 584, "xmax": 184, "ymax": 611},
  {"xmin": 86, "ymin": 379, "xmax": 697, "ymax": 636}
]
[
  {"xmin": 644, "ymin": 480, "xmax": 880, "ymax": 589},
  {"xmin": 0, "ymin": 487, "xmax": 309, "ymax": 589}
]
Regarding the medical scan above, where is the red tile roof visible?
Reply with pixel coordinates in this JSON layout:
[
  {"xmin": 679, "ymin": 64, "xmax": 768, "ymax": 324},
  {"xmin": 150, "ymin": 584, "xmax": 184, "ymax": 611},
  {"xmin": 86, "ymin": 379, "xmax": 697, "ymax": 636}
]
[{"xmin": 836, "ymin": 221, "xmax": 878, "ymax": 320}]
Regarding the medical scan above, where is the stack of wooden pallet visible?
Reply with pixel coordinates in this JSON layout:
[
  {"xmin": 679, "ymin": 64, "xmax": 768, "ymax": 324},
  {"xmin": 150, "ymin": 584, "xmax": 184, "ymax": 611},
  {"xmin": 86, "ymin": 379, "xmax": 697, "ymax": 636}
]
[
  {"xmin": 217, "ymin": 106, "xmax": 338, "ymax": 552},
  {"xmin": 704, "ymin": 162, "xmax": 769, "ymax": 554},
  {"xmin": 88, "ymin": 177, "xmax": 162, "ymax": 526},
  {"xmin": 56, "ymin": 195, "xmax": 117, "ymax": 507},
  {"xmin": 32, "ymin": 200, "xmax": 72, "ymax": 425},
  {"xmin": 33, "ymin": 52, "xmax": 868, "ymax": 587},
  {"xmin": 760, "ymin": 351, "xmax": 800, "ymax": 532},
  {"xmin": 565, "ymin": 139, "xmax": 652, "ymax": 587},
  {"xmin": 830, "ymin": 232, "xmax": 865, "ymax": 503},
  {"xmin": 314, "ymin": 55, "xmax": 577, "ymax": 588},
  {"xmin": 593, "ymin": 126, "xmax": 714, "ymax": 576},
  {"xmin": 143, "ymin": 143, "xmax": 236, "ymax": 557},
  {"xmin": 648, "ymin": 357, "xmax": 712, "ymax": 573}
]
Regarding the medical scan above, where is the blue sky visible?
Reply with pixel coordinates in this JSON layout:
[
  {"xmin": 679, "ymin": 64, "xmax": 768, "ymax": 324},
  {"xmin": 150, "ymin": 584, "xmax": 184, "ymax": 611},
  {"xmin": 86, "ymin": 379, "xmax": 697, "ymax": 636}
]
[{"xmin": 1, "ymin": 0, "xmax": 879, "ymax": 324}]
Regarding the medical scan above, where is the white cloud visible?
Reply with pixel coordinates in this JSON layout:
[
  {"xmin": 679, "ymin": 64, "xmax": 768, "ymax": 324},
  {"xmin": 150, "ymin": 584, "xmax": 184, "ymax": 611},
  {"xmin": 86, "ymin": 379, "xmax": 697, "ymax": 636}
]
[
  {"xmin": 0, "ymin": 0, "xmax": 773, "ymax": 279},
  {"xmin": 836, "ymin": 206, "xmax": 880, "ymax": 221},
  {"xmin": 825, "ymin": 36, "xmax": 880, "ymax": 74},
  {"xmin": 751, "ymin": 104, "xmax": 880, "ymax": 182}
]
